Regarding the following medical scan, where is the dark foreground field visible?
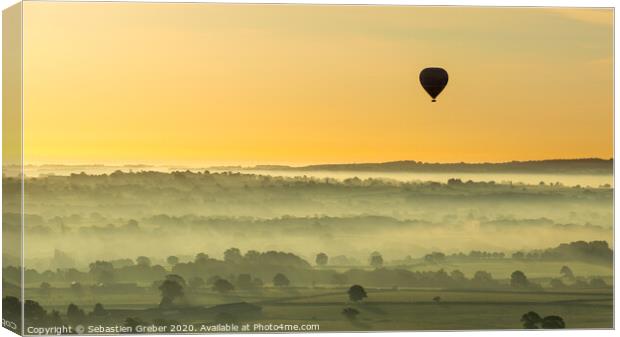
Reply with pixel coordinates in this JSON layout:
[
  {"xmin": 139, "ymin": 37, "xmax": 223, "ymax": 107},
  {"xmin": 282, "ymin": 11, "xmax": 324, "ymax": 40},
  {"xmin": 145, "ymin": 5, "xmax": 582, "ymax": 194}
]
[{"xmin": 21, "ymin": 287, "xmax": 612, "ymax": 331}]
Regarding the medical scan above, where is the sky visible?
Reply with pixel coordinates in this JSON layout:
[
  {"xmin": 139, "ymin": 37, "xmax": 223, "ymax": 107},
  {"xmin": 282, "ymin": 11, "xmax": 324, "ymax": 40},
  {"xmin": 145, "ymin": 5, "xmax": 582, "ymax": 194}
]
[{"xmin": 22, "ymin": 2, "xmax": 613, "ymax": 165}]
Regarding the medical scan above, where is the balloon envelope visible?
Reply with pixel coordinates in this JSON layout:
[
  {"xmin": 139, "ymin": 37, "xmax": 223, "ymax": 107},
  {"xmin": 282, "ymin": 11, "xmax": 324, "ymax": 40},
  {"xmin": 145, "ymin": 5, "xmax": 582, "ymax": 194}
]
[{"xmin": 419, "ymin": 67, "xmax": 448, "ymax": 102}]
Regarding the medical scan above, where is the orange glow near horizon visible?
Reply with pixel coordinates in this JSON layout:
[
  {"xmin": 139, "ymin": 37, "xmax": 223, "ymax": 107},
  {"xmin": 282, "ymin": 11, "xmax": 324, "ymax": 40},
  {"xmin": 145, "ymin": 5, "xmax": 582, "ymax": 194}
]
[{"xmin": 22, "ymin": 3, "xmax": 613, "ymax": 165}]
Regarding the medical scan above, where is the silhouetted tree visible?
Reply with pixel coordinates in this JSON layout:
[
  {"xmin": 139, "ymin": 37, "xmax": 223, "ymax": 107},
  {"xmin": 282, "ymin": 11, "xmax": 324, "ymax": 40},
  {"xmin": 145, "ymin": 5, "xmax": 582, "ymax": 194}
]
[
  {"xmin": 66, "ymin": 303, "xmax": 86, "ymax": 325},
  {"xmin": 212, "ymin": 279, "xmax": 234, "ymax": 293},
  {"xmin": 520, "ymin": 312, "xmax": 565, "ymax": 329},
  {"xmin": 166, "ymin": 256, "xmax": 179, "ymax": 266},
  {"xmin": 24, "ymin": 300, "xmax": 47, "ymax": 325},
  {"xmin": 520, "ymin": 241, "xmax": 611, "ymax": 263},
  {"xmin": 244, "ymin": 250, "xmax": 260, "ymax": 262},
  {"xmin": 472, "ymin": 270, "xmax": 494, "ymax": 285},
  {"xmin": 424, "ymin": 252, "xmax": 446, "ymax": 264},
  {"xmin": 560, "ymin": 266, "xmax": 574, "ymax": 280},
  {"xmin": 369, "ymin": 252, "xmax": 383, "ymax": 268},
  {"xmin": 273, "ymin": 273, "xmax": 290, "ymax": 287},
  {"xmin": 40, "ymin": 282, "xmax": 51, "ymax": 296},
  {"xmin": 541, "ymin": 316, "xmax": 565, "ymax": 329},
  {"xmin": 348, "ymin": 285, "xmax": 367, "ymax": 302},
  {"xmin": 126, "ymin": 219, "xmax": 139, "ymax": 229},
  {"xmin": 252, "ymin": 277, "xmax": 264, "ymax": 288},
  {"xmin": 195, "ymin": 253, "xmax": 209, "ymax": 263},
  {"xmin": 521, "ymin": 311, "xmax": 542, "ymax": 329},
  {"xmin": 511, "ymin": 270, "xmax": 529, "ymax": 288},
  {"xmin": 136, "ymin": 256, "xmax": 151, "ymax": 267},
  {"xmin": 315, "ymin": 253, "xmax": 328, "ymax": 266},
  {"xmin": 224, "ymin": 248, "xmax": 243, "ymax": 264},
  {"xmin": 589, "ymin": 277, "xmax": 607, "ymax": 288},
  {"xmin": 450, "ymin": 270, "xmax": 466, "ymax": 282},
  {"xmin": 3, "ymin": 296, "xmax": 21, "ymax": 327},
  {"xmin": 165, "ymin": 274, "xmax": 187, "ymax": 288},
  {"xmin": 89, "ymin": 260, "xmax": 115, "ymax": 284},
  {"xmin": 48, "ymin": 310, "xmax": 63, "ymax": 325},
  {"xmin": 92, "ymin": 303, "xmax": 107, "ymax": 316},
  {"xmin": 236, "ymin": 274, "xmax": 253, "ymax": 289},
  {"xmin": 158, "ymin": 279, "xmax": 184, "ymax": 308}
]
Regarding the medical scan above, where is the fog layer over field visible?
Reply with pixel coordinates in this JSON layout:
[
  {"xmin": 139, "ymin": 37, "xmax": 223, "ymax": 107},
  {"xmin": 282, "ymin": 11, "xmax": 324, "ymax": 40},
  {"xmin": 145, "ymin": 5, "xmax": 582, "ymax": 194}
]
[{"xmin": 2, "ymin": 169, "xmax": 612, "ymax": 270}]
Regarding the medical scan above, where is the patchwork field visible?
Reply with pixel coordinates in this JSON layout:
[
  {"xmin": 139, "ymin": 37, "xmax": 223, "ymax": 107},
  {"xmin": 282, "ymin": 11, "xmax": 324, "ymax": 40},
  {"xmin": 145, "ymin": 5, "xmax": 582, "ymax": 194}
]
[{"xmin": 19, "ymin": 286, "xmax": 613, "ymax": 331}]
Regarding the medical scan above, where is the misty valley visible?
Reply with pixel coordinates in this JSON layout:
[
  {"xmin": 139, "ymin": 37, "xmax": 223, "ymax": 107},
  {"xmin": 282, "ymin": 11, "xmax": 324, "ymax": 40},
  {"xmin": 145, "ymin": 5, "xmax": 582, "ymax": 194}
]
[
  {"xmin": 3, "ymin": 1, "xmax": 614, "ymax": 334},
  {"xmin": 2, "ymin": 164, "xmax": 613, "ymax": 332}
]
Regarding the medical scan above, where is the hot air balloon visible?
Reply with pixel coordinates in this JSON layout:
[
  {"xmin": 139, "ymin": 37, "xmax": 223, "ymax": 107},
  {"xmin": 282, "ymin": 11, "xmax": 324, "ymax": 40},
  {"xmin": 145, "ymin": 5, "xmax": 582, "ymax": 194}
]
[{"xmin": 419, "ymin": 67, "xmax": 448, "ymax": 102}]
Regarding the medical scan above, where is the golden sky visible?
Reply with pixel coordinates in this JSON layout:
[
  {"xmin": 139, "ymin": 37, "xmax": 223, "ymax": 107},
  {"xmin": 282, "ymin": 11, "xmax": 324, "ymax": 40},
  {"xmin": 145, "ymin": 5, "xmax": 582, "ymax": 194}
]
[{"xmin": 22, "ymin": 3, "xmax": 613, "ymax": 165}]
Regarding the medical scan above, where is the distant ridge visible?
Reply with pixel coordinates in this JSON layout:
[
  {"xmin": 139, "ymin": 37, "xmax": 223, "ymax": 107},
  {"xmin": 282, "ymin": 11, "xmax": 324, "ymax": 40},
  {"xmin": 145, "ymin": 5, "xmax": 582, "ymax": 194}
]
[{"xmin": 219, "ymin": 158, "xmax": 613, "ymax": 174}]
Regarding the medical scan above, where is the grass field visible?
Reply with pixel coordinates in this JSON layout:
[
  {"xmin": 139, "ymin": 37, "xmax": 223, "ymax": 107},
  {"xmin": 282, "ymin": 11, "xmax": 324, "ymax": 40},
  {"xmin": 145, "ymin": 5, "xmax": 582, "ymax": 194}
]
[
  {"xmin": 245, "ymin": 288, "xmax": 612, "ymax": 330},
  {"xmin": 23, "ymin": 286, "xmax": 613, "ymax": 331},
  {"xmin": 257, "ymin": 301, "xmax": 611, "ymax": 330}
]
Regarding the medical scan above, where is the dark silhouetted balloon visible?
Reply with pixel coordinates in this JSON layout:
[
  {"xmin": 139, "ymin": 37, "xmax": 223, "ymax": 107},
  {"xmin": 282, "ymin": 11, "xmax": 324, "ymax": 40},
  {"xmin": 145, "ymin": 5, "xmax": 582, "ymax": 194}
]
[{"xmin": 419, "ymin": 67, "xmax": 448, "ymax": 102}]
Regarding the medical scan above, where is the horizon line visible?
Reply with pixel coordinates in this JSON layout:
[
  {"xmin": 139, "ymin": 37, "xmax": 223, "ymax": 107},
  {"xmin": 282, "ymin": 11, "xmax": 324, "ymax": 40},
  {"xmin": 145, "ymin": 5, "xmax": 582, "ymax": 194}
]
[{"xmin": 11, "ymin": 157, "xmax": 614, "ymax": 169}]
